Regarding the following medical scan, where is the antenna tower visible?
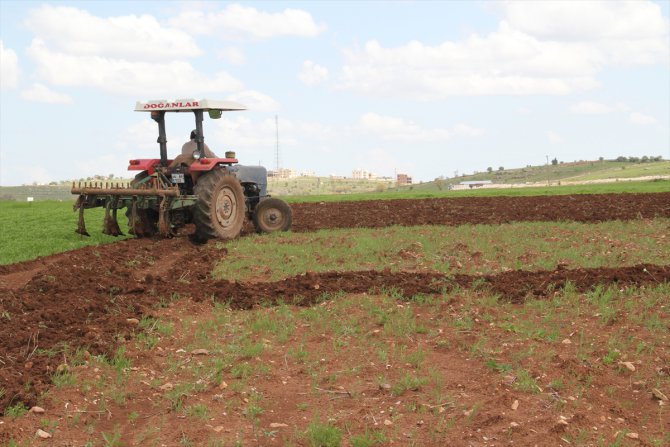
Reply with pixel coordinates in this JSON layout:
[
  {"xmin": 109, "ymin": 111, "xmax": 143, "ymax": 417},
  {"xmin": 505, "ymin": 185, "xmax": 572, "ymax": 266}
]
[{"xmin": 275, "ymin": 115, "xmax": 280, "ymax": 172}]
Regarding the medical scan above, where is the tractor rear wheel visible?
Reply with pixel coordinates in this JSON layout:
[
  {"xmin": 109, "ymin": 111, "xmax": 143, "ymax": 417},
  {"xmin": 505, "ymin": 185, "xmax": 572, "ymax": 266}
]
[
  {"xmin": 193, "ymin": 169, "xmax": 245, "ymax": 240},
  {"xmin": 126, "ymin": 172, "xmax": 158, "ymax": 237},
  {"xmin": 253, "ymin": 198, "xmax": 292, "ymax": 233}
]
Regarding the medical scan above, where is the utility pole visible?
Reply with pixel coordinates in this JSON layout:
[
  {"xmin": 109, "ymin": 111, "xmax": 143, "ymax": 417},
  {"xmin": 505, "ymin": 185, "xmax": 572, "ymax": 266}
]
[{"xmin": 275, "ymin": 115, "xmax": 280, "ymax": 173}]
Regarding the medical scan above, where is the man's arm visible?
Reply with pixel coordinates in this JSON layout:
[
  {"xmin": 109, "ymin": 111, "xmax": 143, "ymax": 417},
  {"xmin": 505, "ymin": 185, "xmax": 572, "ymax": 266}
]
[
  {"xmin": 203, "ymin": 143, "xmax": 217, "ymax": 158},
  {"xmin": 182, "ymin": 141, "xmax": 196, "ymax": 156}
]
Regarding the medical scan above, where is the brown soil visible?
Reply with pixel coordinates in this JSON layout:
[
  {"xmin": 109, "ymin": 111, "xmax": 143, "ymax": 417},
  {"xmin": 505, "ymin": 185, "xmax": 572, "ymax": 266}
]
[
  {"xmin": 1, "ymin": 192, "xmax": 669, "ymax": 445},
  {"xmin": 1, "ymin": 234, "xmax": 668, "ymax": 415},
  {"xmin": 290, "ymin": 192, "xmax": 670, "ymax": 231}
]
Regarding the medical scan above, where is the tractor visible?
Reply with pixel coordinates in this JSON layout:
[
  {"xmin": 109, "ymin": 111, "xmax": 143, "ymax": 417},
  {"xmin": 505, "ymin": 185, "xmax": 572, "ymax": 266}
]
[{"xmin": 71, "ymin": 99, "xmax": 292, "ymax": 240}]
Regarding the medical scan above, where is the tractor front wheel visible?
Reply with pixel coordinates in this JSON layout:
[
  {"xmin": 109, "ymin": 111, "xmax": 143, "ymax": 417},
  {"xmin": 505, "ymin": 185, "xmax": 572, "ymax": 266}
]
[
  {"xmin": 253, "ymin": 198, "xmax": 292, "ymax": 233},
  {"xmin": 193, "ymin": 170, "xmax": 245, "ymax": 240}
]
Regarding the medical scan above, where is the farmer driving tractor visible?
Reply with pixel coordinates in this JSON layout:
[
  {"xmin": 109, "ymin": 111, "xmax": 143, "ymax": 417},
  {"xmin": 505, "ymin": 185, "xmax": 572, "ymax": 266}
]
[{"xmin": 168, "ymin": 129, "xmax": 216, "ymax": 169}]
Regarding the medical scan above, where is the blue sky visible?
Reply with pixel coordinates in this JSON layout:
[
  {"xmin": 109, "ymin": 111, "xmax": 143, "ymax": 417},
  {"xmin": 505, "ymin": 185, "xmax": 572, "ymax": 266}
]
[{"xmin": 1, "ymin": 1, "xmax": 668, "ymax": 185}]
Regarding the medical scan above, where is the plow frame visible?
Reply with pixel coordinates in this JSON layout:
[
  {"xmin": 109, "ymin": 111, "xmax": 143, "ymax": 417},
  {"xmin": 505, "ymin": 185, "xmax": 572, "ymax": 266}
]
[{"xmin": 72, "ymin": 168, "xmax": 199, "ymax": 237}]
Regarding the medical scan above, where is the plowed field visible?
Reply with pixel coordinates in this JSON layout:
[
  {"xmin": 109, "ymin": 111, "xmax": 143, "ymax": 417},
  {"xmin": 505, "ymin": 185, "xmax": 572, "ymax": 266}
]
[
  {"xmin": 1, "ymin": 192, "xmax": 669, "ymax": 445},
  {"xmin": 289, "ymin": 192, "xmax": 670, "ymax": 231}
]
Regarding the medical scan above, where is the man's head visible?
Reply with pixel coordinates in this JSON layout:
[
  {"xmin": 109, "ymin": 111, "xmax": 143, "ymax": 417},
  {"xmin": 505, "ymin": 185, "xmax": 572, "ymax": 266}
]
[{"xmin": 190, "ymin": 129, "xmax": 197, "ymax": 140}]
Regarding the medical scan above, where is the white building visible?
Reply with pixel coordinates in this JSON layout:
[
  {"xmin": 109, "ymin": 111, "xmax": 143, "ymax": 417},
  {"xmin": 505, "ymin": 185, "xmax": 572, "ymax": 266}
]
[
  {"xmin": 352, "ymin": 169, "xmax": 378, "ymax": 180},
  {"xmin": 268, "ymin": 168, "xmax": 296, "ymax": 178}
]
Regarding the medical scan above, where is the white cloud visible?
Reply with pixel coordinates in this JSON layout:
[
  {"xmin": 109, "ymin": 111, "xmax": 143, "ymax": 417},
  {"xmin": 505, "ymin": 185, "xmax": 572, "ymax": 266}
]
[
  {"xmin": 359, "ymin": 113, "xmax": 449, "ymax": 141},
  {"xmin": 547, "ymin": 131, "xmax": 563, "ymax": 144},
  {"xmin": 168, "ymin": 4, "xmax": 326, "ymax": 39},
  {"xmin": 20, "ymin": 6, "xmax": 259, "ymax": 98},
  {"xmin": 357, "ymin": 113, "xmax": 483, "ymax": 142},
  {"xmin": 339, "ymin": 32, "xmax": 601, "ymax": 99},
  {"xmin": 337, "ymin": 1, "xmax": 668, "ymax": 99},
  {"xmin": 629, "ymin": 112, "xmax": 657, "ymax": 125},
  {"xmin": 213, "ymin": 117, "xmax": 279, "ymax": 149},
  {"xmin": 227, "ymin": 90, "xmax": 280, "ymax": 112},
  {"xmin": 356, "ymin": 148, "xmax": 402, "ymax": 176},
  {"xmin": 1, "ymin": 164, "xmax": 52, "ymax": 185},
  {"xmin": 569, "ymin": 101, "xmax": 612, "ymax": 114},
  {"xmin": 299, "ymin": 60, "xmax": 329, "ymax": 86},
  {"xmin": 209, "ymin": 116, "xmax": 337, "ymax": 153},
  {"xmin": 218, "ymin": 47, "xmax": 247, "ymax": 65},
  {"xmin": 115, "ymin": 119, "xmax": 163, "ymax": 156},
  {"xmin": 0, "ymin": 41, "xmax": 20, "ymax": 90},
  {"xmin": 27, "ymin": 39, "xmax": 244, "ymax": 97},
  {"xmin": 453, "ymin": 123, "xmax": 486, "ymax": 137},
  {"xmin": 24, "ymin": 5, "xmax": 201, "ymax": 62},
  {"xmin": 501, "ymin": 1, "xmax": 668, "ymax": 43},
  {"xmin": 74, "ymin": 153, "xmax": 129, "ymax": 180},
  {"xmin": 501, "ymin": 1, "xmax": 668, "ymax": 65},
  {"xmin": 21, "ymin": 83, "xmax": 73, "ymax": 104}
]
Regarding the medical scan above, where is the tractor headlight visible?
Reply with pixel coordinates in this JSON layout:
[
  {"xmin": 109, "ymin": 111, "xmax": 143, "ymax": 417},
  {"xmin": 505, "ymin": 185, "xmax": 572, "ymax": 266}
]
[{"xmin": 193, "ymin": 150, "xmax": 202, "ymax": 160}]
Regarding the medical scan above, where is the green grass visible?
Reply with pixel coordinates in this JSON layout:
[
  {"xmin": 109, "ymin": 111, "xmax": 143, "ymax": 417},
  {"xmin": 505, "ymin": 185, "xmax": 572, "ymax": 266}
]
[
  {"xmin": 0, "ymin": 201, "xmax": 129, "ymax": 264},
  {"xmin": 2, "ymin": 179, "xmax": 668, "ymax": 265},
  {"xmin": 565, "ymin": 161, "xmax": 670, "ymax": 181},
  {"xmin": 214, "ymin": 219, "xmax": 670, "ymax": 281},
  {"xmin": 305, "ymin": 420, "xmax": 342, "ymax": 447},
  {"xmin": 4, "ymin": 403, "xmax": 28, "ymax": 419}
]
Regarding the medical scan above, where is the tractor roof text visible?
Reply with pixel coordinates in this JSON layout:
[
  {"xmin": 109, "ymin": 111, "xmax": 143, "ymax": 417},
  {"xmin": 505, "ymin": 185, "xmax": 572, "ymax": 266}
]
[{"xmin": 135, "ymin": 99, "xmax": 246, "ymax": 112}]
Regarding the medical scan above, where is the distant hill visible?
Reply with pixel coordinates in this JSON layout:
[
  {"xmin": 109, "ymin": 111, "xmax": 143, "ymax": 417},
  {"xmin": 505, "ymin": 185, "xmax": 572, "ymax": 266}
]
[{"xmin": 408, "ymin": 160, "xmax": 670, "ymax": 192}]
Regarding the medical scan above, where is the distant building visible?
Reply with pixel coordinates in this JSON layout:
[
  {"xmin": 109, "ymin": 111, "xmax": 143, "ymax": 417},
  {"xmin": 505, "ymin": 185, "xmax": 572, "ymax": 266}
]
[
  {"xmin": 267, "ymin": 168, "xmax": 296, "ymax": 179},
  {"xmin": 298, "ymin": 170, "xmax": 315, "ymax": 177},
  {"xmin": 352, "ymin": 169, "xmax": 378, "ymax": 180},
  {"xmin": 459, "ymin": 180, "xmax": 492, "ymax": 189},
  {"xmin": 397, "ymin": 173, "xmax": 412, "ymax": 185}
]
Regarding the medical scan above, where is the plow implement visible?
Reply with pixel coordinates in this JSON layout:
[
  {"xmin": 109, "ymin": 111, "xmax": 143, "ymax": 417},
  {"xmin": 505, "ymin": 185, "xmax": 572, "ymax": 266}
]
[{"xmin": 71, "ymin": 180, "xmax": 186, "ymax": 238}]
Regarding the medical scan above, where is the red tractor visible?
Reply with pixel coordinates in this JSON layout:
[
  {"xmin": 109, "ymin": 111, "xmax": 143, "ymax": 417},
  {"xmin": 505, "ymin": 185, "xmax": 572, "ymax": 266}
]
[{"xmin": 72, "ymin": 99, "xmax": 292, "ymax": 240}]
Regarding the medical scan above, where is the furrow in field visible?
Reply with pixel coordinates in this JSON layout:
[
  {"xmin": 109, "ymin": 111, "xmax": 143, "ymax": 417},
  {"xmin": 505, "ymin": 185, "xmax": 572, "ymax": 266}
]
[
  {"xmin": 289, "ymin": 192, "xmax": 670, "ymax": 231},
  {"xmin": 1, "ymin": 257, "xmax": 668, "ymax": 413}
]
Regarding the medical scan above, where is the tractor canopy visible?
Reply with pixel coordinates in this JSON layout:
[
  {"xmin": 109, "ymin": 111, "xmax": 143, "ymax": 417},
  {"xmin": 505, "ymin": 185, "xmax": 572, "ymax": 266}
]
[
  {"xmin": 134, "ymin": 98, "xmax": 247, "ymax": 167},
  {"xmin": 134, "ymin": 99, "xmax": 246, "ymax": 114}
]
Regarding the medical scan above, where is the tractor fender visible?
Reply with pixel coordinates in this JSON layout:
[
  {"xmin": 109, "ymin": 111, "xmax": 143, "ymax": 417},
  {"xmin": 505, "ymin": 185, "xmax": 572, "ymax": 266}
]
[{"xmin": 228, "ymin": 165, "xmax": 268, "ymax": 197}]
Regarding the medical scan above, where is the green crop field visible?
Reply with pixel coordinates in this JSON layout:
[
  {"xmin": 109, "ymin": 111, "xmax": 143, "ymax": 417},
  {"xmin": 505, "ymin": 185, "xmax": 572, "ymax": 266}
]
[
  {"xmin": 0, "ymin": 201, "xmax": 129, "ymax": 265},
  {"xmin": 564, "ymin": 161, "xmax": 670, "ymax": 181},
  {"xmin": 215, "ymin": 219, "xmax": 670, "ymax": 281},
  {"xmin": 1, "ymin": 179, "xmax": 668, "ymax": 264}
]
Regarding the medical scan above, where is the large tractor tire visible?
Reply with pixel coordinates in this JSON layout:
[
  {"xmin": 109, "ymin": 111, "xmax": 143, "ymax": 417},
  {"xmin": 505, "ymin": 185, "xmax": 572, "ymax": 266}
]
[
  {"xmin": 126, "ymin": 172, "xmax": 158, "ymax": 237},
  {"xmin": 193, "ymin": 169, "xmax": 245, "ymax": 240},
  {"xmin": 253, "ymin": 198, "xmax": 292, "ymax": 233}
]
